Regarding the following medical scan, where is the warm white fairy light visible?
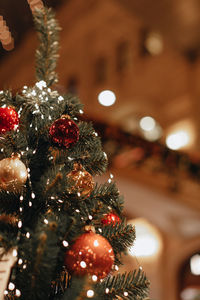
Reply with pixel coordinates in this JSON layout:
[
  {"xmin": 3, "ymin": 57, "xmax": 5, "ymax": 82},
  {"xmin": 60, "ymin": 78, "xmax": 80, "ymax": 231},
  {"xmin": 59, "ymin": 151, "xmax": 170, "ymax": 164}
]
[
  {"xmin": 18, "ymin": 259, "xmax": 23, "ymax": 265},
  {"xmin": 13, "ymin": 249, "xmax": 18, "ymax": 257},
  {"xmin": 44, "ymin": 219, "xmax": 48, "ymax": 224},
  {"xmin": 29, "ymin": 201, "xmax": 32, "ymax": 207},
  {"xmin": 31, "ymin": 192, "xmax": 35, "ymax": 199},
  {"xmin": 103, "ymin": 152, "xmax": 107, "ymax": 159},
  {"xmin": 23, "ymin": 264, "xmax": 27, "ymax": 269},
  {"xmin": 77, "ymin": 192, "xmax": 81, "ymax": 197},
  {"xmin": 79, "ymin": 109, "xmax": 83, "ymax": 114},
  {"xmin": 80, "ymin": 261, "xmax": 87, "ymax": 268},
  {"xmin": 15, "ymin": 289, "xmax": 21, "ymax": 297},
  {"xmin": 36, "ymin": 80, "xmax": 47, "ymax": 90},
  {"xmin": 62, "ymin": 240, "xmax": 69, "ymax": 247},
  {"xmin": 75, "ymin": 209, "xmax": 80, "ymax": 213},
  {"xmin": 19, "ymin": 207, "xmax": 23, "ymax": 212},
  {"xmin": 58, "ymin": 199, "xmax": 63, "ymax": 203},
  {"xmin": 4, "ymin": 290, "xmax": 8, "ymax": 295},
  {"xmin": 110, "ymin": 173, "xmax": 114, "ymax": 179},
  {"xmin": 8, "ymin": 282, "xmax": 15, "ymax": 290},
  {"xmin": 18, "ymin": 221, "xmax": 22, "ymax": 228},
  {"xmin": 87, "ymin": 290, "xmax": 94, "ymax": 298},
  {"xmin": 108, "ymin": 178, "xmax": 112, "ymax": 183},
  {"xmin": 105, "ymin": 288, "xmax": 109, "ymax": 294},
  {"xmin": 26, "ymin": 232, "xmax": 30, "ymax": 239},
  {"xmin": 98, "ymin": 228, "xmax": 102, "ymax": 233},
  {"xmin": 124, "ymin": 291, "xmax": 128, "ymax": 296},
  {"xmin": 88, "ymin": 215, "xmax": 93, "ymax": 220},
  {"xmin": 92, "ymin": 275, "xmax": 98, "ymax": 282}
]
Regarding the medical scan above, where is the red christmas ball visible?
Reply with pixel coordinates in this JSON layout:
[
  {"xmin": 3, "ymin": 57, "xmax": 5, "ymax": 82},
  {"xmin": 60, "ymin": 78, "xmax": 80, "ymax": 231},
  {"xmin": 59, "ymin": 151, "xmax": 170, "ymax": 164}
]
[
  {"xmin": 0, "ymin": 107, "xmax": 19, "ymax": 134},
  {"xmin": 49, "ymin": 118, "xmax": 79, "ymax": 148},
  {"xmin": 101, "ymin": 213, "xmax": 121, "ymax": 226},
  {"xmin": 64, "ymin": 232, "xmax": 114, "ymax": 279}
]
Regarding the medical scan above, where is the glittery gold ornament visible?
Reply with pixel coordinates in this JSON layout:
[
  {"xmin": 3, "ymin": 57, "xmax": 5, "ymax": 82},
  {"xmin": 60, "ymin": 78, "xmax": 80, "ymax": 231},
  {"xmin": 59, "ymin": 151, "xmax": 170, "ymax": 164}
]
[
  {"xmin": 67, "ymin": 164, "xmax": 94, "ymax": 197},
  {"xmin": 0, "ymin": 157, "xmax": 28, "ymax": 192}
]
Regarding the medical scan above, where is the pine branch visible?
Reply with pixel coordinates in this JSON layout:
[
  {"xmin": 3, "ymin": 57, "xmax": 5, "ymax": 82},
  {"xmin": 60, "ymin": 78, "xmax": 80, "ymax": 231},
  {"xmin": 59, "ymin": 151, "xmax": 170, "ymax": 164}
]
[
  {"xmin": 91, "ymin": 182, "xmax": 124, "ymax": 214},
  {"xmin": 101, "ymin": 221, "xmax": 135, "ymax": 263},
  {"xmin": 34, "ymin": 8, "xmax": 60, "ymax": 86},
  {"xmin": 97, "ymin": 269, "xmax": 150, "ymax": 300}
]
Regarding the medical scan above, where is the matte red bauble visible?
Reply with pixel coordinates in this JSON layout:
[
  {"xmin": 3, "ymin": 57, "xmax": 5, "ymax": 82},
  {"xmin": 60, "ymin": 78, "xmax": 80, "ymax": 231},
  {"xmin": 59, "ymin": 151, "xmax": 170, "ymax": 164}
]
[
  {"xmin": 101, "ymin": 212, "xmax": 121, "ymax": 226},
  {"xmin": 49, "ymin": 118, "xmax": 79, "ymax": 148},
  {"xmin": 64, "ymin": 232, "xmax": 114, "ymax": 279},
  {"xmin": 0, "ymin": 107, "xmax": 19, "ymax": 134}
]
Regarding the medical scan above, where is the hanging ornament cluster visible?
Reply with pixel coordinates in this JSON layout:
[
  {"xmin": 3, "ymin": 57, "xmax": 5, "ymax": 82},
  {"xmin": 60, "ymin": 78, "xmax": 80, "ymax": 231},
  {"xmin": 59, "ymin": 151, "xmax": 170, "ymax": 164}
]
[
  {"xmin": 101, "ymin": 212, "xmax": 121, "ymax": 226},
  {"xmin": 0, "ymin": 107, "xmax": 19, "ymax": 134},
  {"xmin": 64, "ymin": 232, "xmax": 114, "ymax": 279},
  {"xmin": 0, "ymin": 156, "xmax": 28, "ymax": 192},
  {"xmin": 67, "ymin": 164, "xmax": 94, "ymax": 198},
  {"xmin": 49, "ymin": 117, "xmax": 79, "ymax": 148},
  {"xmin": 0, "ymin": 16, "xmax": 14, "ymax": 51}
]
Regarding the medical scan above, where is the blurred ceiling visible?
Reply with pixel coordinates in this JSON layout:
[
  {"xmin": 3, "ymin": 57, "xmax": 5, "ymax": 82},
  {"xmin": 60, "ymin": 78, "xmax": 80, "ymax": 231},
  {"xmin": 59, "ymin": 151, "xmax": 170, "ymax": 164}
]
[
  {"xmin": 1, "ymin": 0, "xmax": 200, "ymax": 57},
  {"xmin": 0, "ymin": 0, "xmax": 65, "ymax": 61}
]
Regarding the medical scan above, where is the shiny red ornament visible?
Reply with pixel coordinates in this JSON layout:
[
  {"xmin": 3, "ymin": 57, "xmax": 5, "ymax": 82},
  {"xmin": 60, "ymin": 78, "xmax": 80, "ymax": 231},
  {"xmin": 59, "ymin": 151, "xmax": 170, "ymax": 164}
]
[
  {"xmin": 101, "ymin": 212, "xmax": 121, "ymax": 226},
  {"xmin": 64, "ymin": 232, "xmax": 114, "ymax": 279},
  {"xmin": 49, "ymin": 118, "xmax": 79, "ymax": 148},
  {"xmin": 0, "ymin": 107, "xmax": 19, "ymax": 134}
]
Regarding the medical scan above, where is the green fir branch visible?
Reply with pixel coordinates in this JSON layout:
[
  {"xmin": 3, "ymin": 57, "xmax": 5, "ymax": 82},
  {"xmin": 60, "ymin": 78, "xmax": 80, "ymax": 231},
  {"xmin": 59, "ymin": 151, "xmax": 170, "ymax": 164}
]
[
  {"xmin": 34, "ymin": 8, "xmax": 60, "ymax": 86},
  {"xmin": 91, "ymin": 182, "xmax": 124, "ymax": 214},
  {"xmin": 101, "ymin": 221, "xmax": 135, "ymax": 262},
  {"xmin": 97, "ymin": 269, "xmax": 150, "ymax": 300}
]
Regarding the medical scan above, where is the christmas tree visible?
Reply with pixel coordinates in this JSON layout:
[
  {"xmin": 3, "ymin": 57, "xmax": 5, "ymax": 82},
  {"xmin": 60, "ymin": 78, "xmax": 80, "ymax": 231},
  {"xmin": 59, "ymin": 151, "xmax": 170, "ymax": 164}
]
[{"xmin": 0, "ymin": 6, "xmax": 149, "ymax": 300}]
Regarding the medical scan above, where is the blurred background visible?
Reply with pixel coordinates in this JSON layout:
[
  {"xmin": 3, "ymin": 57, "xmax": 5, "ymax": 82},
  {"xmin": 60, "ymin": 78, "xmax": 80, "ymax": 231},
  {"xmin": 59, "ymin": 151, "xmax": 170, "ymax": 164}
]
[{"xmin": 1, "ymin": 0, "xmax": 200, "ymax": 299}]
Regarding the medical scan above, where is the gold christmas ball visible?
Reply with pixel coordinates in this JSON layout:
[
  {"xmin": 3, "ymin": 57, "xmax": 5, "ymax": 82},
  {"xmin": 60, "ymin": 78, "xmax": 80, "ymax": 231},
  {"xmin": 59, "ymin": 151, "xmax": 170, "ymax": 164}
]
[
  {"xmin": 67, "ymin": 164, "xmax": 94, "ymax": 198},
  {"xmin": 0, "ymin": 157, "xmax": 28, "ymax": 192}
]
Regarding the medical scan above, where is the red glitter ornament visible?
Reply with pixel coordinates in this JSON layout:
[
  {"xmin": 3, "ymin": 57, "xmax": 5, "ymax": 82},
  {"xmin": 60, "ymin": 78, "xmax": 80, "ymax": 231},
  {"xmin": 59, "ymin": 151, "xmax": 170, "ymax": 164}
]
[
  {"xmin": 0, "ymin": 107, "xmax": 19, "ymax": 134},
  {"xmin": 64, "ymin": 232, "xmax": 114, "ymax": 279},
  {"xmin": 101, "ymin": 212, "xmax": 121, "ymax": 226},
  {"xmin": 49, "ymin": 118, "xmax": 79, "ymax": 148}
]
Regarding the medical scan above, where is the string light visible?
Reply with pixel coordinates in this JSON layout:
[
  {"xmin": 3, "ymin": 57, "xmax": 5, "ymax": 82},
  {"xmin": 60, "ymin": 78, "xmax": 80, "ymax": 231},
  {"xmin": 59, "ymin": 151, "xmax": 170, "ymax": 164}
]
[
  {"xmin": 80, "ymin": 261, "xmax": 87, "ymax": 268},
  {"xmin": 62, "ymin": 240, "xmax": 69, "ymax": 247},
  {"xmin": 15, "ymin": 289, "xmax": 21, "ymax": 297},
  {"xmin": 13, "ymin": 249, "xmax": 18, "ymax": 257},
  {"xmin": 92, "ymin": 275, "xmax": 98, "ymax": 282},
  {"xmin": 26, "ymin": 232, "xmax": 30, "ymax": 239},
  {"xmin": 8, "ymin": 282, "xmax": 15, "ymax": 290},
  {"xmin": 87, "ymin": 290, "xmax": 94, "ymax": 298},
  {"xmin": 44, "ymin": 219, "xmax": 48, "ymax": 224},
  {"xmin": 18, "ymin": 259, "xmax": 23, "ymax": 265},
  {"xmin": 18, "ymin": 221, "xmax": 22, "ymax": 228}
]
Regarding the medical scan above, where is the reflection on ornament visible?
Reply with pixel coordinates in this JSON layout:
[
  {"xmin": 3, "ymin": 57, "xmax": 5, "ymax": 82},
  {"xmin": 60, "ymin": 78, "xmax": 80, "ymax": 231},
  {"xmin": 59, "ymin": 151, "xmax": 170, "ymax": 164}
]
[
  {"xmin": 64, "ymin": 232, "xmax": 114, "ymax": 279},
  {"xmin": 49, "ymin": 118, "xmax": 79, "ymax": 148},
  {"xmin": 101, "ymin": 212, "xmax": 121, "ymax": 226},
  {"xmin": 67, "ymin": 164, "xmax": 94, "ymax": 197},
  {"xmin": 0, "ymin": 157, "xmax": 28, "ymax": 192},
  {"xmin": 0, "ymin": 107, "xmax": 19, "ymax": 134}
]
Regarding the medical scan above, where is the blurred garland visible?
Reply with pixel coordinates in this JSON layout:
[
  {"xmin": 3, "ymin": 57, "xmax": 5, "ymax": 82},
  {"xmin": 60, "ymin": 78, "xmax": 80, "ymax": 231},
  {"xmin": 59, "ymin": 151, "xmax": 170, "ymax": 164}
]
[{"xmin": 87, "ymin": 118, "xmax": 200, "ymax": 187}]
